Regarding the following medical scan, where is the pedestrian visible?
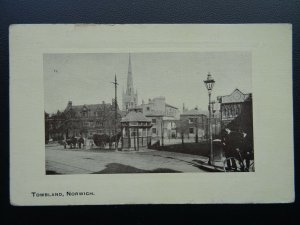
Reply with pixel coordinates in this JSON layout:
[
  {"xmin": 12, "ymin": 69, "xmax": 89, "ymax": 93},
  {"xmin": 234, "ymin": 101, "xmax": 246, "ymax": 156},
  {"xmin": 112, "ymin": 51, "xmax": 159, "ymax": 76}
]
[
  {"xmin": 83, "ymin": 137, "xmax": 86, "ymax": 149},
  {"xmin": 71, "ymin": 135, "xmax": 77, "ymax": 149},
  {"xmin": 222, "ymin": 128, "xmax": 237, "ymax": 171},
  {"xmin": 242, "ymin": 131, "xmax": 253, "ymax": 171},
  {"xmin": 230, "ymin": 129, "xmax": 245, "ymax": 172},
  {"xmin": 78, "ymin": 137, "xmax": 84, "ymax": 149},
  {"xmin": 78, "ymin": 138, "xmax": 81, "ymax": 149}
]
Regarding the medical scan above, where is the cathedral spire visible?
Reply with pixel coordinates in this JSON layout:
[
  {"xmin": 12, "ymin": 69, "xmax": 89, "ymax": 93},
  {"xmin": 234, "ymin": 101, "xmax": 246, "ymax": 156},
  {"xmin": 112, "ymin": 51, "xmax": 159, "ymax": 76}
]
[
  {"xmin": 128, "ymin": 53, "xmax": 132, "ymax": 75},
  {"xmin": 126, "ymin": 53, "xmax": 134, "ymax": 95},
  {"xmin": 123, "ymin": 53, "xmax": 138, "ymax": 111}
]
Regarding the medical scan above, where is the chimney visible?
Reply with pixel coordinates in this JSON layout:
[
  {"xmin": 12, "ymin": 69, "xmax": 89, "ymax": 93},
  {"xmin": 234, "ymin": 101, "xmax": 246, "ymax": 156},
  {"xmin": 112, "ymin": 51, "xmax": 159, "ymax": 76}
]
[
  {"xmin": 102, "ymin": 101, "xmax": 105, "ymax": 105},
  {"xmin": 68, "ymin": 101, "xmax": 72, "ymax": 108}
]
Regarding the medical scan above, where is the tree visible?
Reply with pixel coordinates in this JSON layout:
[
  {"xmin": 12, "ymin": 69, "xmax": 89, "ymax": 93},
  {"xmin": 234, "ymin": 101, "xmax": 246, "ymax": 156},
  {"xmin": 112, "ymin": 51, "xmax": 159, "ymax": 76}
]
[
  {"xmin": 176, "ymin": 119, "xmax": 189, "ymax": 145},
  {"xmin": 94, "ymin": 104, "xmax": 122, "ymax": 149},
  {"xmin": 105, "ymin": 111, "xmax": 122, "ymax": 149},
  {"xmin": 45, "ymin": 112, "xmax": 50, "ymax": 144},
  {"xmin": 195, "ymin": 117, "xmax": 199, "ymax": 143}
]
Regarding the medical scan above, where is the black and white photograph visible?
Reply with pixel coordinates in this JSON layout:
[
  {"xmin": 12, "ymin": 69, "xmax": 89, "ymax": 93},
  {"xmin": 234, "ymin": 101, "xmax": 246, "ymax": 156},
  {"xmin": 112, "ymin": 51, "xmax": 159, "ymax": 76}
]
[
  {"xmin": 9, "ymin": 24, "xmax": 294, "ymax": 205},
  {"xmin": 44, "ymin": 52, "xmax": 254, "ymax": 174}
]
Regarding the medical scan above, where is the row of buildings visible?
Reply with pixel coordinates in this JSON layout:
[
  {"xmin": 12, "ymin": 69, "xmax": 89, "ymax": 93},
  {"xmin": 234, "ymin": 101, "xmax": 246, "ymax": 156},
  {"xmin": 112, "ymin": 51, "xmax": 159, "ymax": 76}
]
[{"xmin": 45, "ymin": 54, "xmax": 252, "ymax": 150}]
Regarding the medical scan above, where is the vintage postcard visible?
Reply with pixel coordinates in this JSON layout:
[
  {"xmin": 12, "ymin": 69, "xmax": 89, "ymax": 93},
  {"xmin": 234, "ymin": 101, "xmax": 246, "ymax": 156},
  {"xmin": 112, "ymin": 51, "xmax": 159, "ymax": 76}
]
[{"xmin": 10, "ymin": 24, "xmax": 294, "ymax": 205}]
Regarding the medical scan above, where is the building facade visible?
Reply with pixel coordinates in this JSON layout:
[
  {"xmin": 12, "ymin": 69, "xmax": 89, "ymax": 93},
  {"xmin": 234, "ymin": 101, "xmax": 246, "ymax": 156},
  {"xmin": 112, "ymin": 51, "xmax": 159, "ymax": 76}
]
[
  {"xmin": 46, "ymin": 100, "xmax": 122, "ymax": 141},
  {"xmin": 138, "ymin": 96, "xmax": 180, "ymax": 143},
  {"xmin": 217, "ymin": 88, "xmax": 252, "ymax": 129},
  {"xmin": 179, "ymin": 108, "xmax": 208, "ymax": 141},
  {"xmin": 122, "ymin": 54, "xmax": 138, "ymax": 111}
]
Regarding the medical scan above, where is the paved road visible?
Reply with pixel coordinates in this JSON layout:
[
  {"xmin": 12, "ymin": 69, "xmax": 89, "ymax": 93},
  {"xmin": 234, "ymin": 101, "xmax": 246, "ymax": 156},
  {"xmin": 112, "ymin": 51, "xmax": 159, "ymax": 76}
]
[{"xmin": 45, "ymin": 144, "xmax": 208, "ymax": 174}]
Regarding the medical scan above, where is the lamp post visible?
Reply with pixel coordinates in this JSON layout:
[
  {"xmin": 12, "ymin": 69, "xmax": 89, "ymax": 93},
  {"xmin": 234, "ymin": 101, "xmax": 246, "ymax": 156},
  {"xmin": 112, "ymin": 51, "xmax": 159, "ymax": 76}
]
[
  {"xmin": 112, "ymin": 74, "xmax": 119, "ymax": 150},
  {"xmin": 211, "ymin": 100, "xmax": 216, "ymax": 138},
  {"xmin": 204, "ymin": 73, "xmax": 215, "ymax": 165}
]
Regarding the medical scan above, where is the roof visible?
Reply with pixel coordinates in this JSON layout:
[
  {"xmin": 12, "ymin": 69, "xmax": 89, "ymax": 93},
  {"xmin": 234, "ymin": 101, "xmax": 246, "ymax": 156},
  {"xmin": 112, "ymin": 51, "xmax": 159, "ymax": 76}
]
[
  {"xmin": 64, "ymin": 102, "xmax": 121, "ymax": 116},
  {"xmin": 71, "ymin": 104, "xmax": 108, "ymax": 112},
  {"xmin": 217, "ymin": 89, "xmax": 251, "ymax": 104},
  {"xmin": 120, "ymin": 110, "xmax": 128, "ymax": 117},
  {"xmin": 121, "ymin": 110, "xmax": 151, "ymax": 123},
  {"xmin": 181, "ymin": 108, "xmax": 208, "ymax": 116},
  {"xmin": 165, "ymin": 103, "xmax": 178, "ymax": 109}
]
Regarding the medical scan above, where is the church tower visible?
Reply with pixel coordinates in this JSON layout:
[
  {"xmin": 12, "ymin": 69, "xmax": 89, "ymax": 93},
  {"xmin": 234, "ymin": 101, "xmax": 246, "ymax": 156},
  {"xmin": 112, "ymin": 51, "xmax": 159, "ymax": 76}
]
[{"xmin": 122, "ymin": 54, "xmax": 138, "ymax": 111}]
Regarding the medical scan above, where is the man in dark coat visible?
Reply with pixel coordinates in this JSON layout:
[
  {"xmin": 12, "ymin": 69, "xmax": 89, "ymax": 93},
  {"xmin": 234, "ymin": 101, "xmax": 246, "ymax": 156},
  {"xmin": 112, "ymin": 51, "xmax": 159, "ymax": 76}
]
[
  {"xmin": 230, "ymin": 130, "xmax": 245, "ymax": 171},
  {"xmin": 222, "ymin": 128, "xmax": 248, "ymax": 171},
  {"xmin": 78, "ymin": 137, "xmax": 84, "ymax": 149},
  {"xmin": 222, "ymin": 128, "xmax": 237, "ymax": 171},
  {"xmin": 241, "ymin": 132, "xmax": 254, "ymax": 171},
  {"xmin": 71, "ymin": 136, "xmax": 77, "ymax": 149}
]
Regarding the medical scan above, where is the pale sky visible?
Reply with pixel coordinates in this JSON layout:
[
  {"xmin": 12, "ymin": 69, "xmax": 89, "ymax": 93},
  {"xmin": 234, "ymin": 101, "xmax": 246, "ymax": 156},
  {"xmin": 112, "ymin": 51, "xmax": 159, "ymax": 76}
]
[{"xmin": 44, "ymin": 52, "xmax": 252, "ymax": 114}]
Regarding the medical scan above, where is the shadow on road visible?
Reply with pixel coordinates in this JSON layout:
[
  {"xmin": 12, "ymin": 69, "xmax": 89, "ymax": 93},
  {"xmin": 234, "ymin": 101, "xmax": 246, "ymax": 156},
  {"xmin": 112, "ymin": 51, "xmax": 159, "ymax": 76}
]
[
  {"xmin": 92, "ymin": 163, "xmax": 181, "ymax": 174},
  {"xmin": 46, "ymin": 170, "xmax": 62, "ymax": 175}
]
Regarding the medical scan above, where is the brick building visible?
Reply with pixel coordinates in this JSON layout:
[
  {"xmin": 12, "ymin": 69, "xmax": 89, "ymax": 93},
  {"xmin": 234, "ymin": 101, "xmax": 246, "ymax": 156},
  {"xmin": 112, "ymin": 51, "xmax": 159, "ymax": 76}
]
[
  {"xmin": 46, "ymin": 100, "xmax": 122, "ymax": 141},
  {"xmin": 179, "ymin": 108, "xmax": 208, "ymax": 141}
]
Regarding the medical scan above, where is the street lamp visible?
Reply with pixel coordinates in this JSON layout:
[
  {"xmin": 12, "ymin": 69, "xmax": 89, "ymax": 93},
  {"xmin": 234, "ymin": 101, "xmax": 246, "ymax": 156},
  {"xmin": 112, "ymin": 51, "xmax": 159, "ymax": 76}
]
[
  {"xmin": 204, "ymin": 73, "xmax": 215, "ymax": 165},
  {"xmin": 211, "ymin": 100, "xmax": 216, "ymax": 138}
]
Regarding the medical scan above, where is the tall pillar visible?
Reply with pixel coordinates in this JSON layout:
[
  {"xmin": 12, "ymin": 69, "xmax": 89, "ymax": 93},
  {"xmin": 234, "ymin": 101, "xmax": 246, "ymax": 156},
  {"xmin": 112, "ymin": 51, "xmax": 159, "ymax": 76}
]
[
  {"xmin": 137, "ymin": 127, "xmax": 139, "ymax": 151},
  {"xmin": 127, "ymin": 126, "xmax": 131, "ymax": 148},
  {"xmin": 146, "ymin": 127, "xmax": 148, "ymax": 147},
  {"xmin": 141, "ymin": 127, "xmax": 144, "ymax": 146},
  {"xmin": 133, "ymin": 127, "xmax": 136, "ymax": 151},
  {"xmin": 121, "ymin": 125, "xmax": 124, "ymax": 149}
]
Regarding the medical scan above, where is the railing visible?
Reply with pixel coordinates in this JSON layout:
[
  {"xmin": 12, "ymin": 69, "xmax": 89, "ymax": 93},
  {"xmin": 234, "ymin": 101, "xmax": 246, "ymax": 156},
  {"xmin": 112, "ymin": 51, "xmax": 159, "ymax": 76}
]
[{"xmin": 122, "ymin": 136, "xmax": 151, "ymax": 149}]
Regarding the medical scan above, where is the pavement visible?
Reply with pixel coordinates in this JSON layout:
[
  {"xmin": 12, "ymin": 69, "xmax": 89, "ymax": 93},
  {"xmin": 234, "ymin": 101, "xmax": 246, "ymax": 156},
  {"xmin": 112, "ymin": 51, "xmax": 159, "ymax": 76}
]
[{"xmin": 45, "ymin": 144, "xmax": 213, "ymax": 174}]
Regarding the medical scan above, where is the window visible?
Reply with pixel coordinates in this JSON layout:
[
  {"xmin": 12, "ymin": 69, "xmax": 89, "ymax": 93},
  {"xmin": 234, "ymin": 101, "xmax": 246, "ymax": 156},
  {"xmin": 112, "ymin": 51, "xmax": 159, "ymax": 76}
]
[
  {"xmin": 152, "ymin": 128, "xmax": 156, "ymax": 134},
  {"xmin": 228, "ymin": 108, "xmax": 233, "ymax": 118},
  {"xmin": 82, "ymin": 112, "xmax": 88, "ymax": 118},
  {"xmin": 189, "ymin": 118, "xmax": 194, "ymax": 123},
  {"xmin": 96, "ymin": 121, "xmax": 103, "ymax": 127},
  {"xmin": 147, "ymin": 107, "xmax": 150, "ymax": 111},
  {"xmin": 152, "ymin": 118, "xmax": 156, "ymax": 124},
  {"xmin": 189, "ymin": 127, "xmax": 194, "ymax": 134}
]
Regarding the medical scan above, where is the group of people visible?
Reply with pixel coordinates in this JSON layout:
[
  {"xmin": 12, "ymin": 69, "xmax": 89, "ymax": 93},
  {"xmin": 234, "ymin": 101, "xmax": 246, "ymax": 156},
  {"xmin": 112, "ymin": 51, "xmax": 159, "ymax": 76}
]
[
  {"xmin": 63, "ymin": 136, "xmax": 85, "ymax": 149},
  {"xmin": 221, "ymin": 128, "xmax": 254, "ymax": 172}
]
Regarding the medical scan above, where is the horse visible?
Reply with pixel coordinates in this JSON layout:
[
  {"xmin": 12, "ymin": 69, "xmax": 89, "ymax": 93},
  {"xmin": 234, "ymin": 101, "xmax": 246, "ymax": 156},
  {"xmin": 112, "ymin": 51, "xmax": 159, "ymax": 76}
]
[
  {"xmin": 65, "ymin": 136, "xmax": 78, "ymax": 149},
  {"xmin": 93, "ymin": 132, "xmax": 122, "ymax": 149},
  {"xmin": 77, "ymin": 137, "xmax": 84, "ymax": 149},
  {"xmin": 93, "ymin": 134, "xmax": 110, "ymax": 148},
  {"xmin": 110, "ymin": 132, "xmax": 122, "ymax": 148}
]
